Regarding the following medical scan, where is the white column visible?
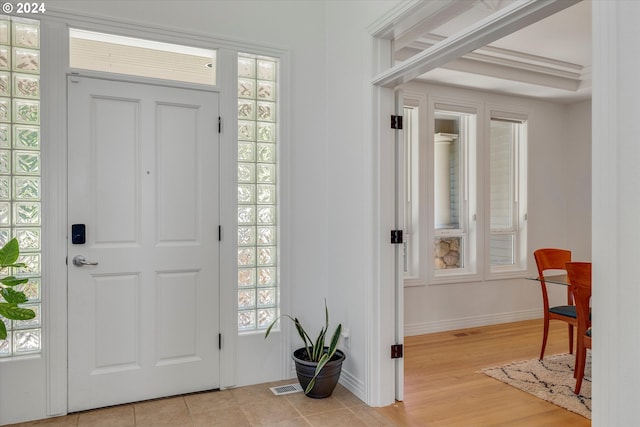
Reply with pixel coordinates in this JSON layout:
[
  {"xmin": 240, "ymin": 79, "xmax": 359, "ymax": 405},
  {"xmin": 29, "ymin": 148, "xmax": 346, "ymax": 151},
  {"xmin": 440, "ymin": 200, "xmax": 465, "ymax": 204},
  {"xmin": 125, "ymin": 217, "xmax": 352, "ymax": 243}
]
[{"xmin": 593, "ymin": 1, "xmax": 640, "ymax": 425}]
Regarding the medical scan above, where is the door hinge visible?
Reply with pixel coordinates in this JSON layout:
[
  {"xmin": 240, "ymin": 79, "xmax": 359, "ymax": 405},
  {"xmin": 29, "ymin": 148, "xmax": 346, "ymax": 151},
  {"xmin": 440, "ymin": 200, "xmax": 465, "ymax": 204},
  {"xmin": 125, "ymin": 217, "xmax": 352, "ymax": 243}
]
[
  {"xmin": 391, "ymin": 344, "xmax": 403, "ymax": 359},
  {"xmin": 391, "ymin": 229, "xmax": 403, "ymax": 244},
  {"xmin": 218, "ymin": 333, "xmax": 222, "ymax": 350},
  {"xmin": 218, "ymin": 225, "xmax": 222, "ymax": 241},
  {"xmin": 218, "ymin": 116, "xmax": 222, "ymax": 133},
  {"xmin": 391, "ymin": 115, "xmax": 403, "ymax": 130}
]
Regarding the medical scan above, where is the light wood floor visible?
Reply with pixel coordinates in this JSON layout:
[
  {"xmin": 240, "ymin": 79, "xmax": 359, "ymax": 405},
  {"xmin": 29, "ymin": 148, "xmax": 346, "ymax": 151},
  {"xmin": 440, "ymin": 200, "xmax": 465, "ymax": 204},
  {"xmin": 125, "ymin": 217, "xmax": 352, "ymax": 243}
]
[{"xmin": 377, "ymin": 318, "xmax": 592, "ymax": 427}]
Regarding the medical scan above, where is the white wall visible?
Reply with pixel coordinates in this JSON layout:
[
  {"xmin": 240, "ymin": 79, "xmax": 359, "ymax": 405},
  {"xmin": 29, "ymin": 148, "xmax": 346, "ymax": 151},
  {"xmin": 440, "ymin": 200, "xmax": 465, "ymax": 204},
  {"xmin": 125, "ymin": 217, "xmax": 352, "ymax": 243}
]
[
  {"xmin": 400, "ymin": 82, "xmax": 592, "ymax": 335},
  {"xmin": 324, "ymin": 0, "xmax": 404, "ymax": 396}
]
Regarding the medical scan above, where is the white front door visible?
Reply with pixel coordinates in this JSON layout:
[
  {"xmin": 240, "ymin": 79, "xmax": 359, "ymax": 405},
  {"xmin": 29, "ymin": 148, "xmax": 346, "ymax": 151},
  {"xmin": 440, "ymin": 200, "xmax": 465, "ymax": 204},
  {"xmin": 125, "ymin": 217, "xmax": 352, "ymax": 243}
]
[{"xmin": 67, "ymin": 76, "xmax": 220, "ymax": 412}]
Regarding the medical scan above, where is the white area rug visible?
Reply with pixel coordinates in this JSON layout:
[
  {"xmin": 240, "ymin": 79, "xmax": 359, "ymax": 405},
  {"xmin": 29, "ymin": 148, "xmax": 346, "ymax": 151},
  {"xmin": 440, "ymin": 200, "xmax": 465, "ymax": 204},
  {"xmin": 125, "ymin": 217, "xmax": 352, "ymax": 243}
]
[{"xmin": 482, "ymin": 353, "xmax": 591, "ymax": 419}]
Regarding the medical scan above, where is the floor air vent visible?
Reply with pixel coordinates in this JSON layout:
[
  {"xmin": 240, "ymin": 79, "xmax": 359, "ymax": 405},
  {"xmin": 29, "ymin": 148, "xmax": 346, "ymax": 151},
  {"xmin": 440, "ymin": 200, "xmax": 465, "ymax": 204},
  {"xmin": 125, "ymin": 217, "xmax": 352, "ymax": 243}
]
[{"xmin": 270, "ymin": 383, "xmax": 303, "ymax": 396}]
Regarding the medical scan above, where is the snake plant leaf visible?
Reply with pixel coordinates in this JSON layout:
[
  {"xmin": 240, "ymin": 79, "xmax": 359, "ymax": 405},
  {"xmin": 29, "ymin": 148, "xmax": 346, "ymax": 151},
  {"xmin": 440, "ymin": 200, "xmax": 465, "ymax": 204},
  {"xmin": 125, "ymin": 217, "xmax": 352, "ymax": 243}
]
[
  {"xmin": 0, "ymin": 238, "xmax": 19, "ymax": 266},
  {"xmin": 325, "ymin": 300, "xmax": 329, "ymax": 330},
  {"xmin": 0, "ymin": 319, "xmax": 6, "ymax": 340},
  {"xmin": 312, "ymin": 328, "xmax": 326, "ymax": 361},
  {"xmin": 0, "ymin": 302, "xmax": 35, "ymax": 320},
  {"xmin": 293, "ymin": 317, "xmax": 313, "ymax": 347},
  {"xmin": 305, "ymin": 352, "xmax": 331, "ymax": 394},
  {"xmin": 0, "ymin": 275, "xmax": 29, "ymax": 287},
  {"xmin": 1, "ymin": 287, "xmax": 28, "ymax": 304},
  {"xmin": 291, "ymin": 317, "xmax": 313, "ymax": 360},
  {"xmin": 327, "ymin": 323, "xmax": 342, "ymax": 356}
]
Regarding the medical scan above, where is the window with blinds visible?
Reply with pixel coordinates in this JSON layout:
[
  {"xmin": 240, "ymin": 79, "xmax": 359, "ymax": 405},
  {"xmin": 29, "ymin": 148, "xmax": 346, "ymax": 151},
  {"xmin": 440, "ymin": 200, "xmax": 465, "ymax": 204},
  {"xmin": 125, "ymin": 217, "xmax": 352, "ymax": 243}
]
[{"xmin": 489, "ymin": 115, "xmax": 527, "ymax": 273}]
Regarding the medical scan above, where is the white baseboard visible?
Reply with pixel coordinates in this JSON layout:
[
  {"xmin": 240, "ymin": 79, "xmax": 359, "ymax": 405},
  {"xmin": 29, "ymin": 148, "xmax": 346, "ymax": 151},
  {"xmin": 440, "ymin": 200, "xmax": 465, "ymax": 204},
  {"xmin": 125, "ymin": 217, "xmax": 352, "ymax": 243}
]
[
  {"xmin": 404, "ymin": 309, "xmax": 543, "ymax": 337},
  {"xmin": 338, "ymin": 368, "xmax": 366, "ymax": 402}
]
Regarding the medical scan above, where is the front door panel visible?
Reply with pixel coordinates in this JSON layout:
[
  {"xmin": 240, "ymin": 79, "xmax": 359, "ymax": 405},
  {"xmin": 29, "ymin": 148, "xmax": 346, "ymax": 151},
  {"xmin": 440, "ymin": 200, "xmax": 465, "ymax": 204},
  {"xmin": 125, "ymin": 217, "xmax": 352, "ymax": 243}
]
[{"xmin": 67, "ymin": 76, "xmax": 220, "ymax": 412}]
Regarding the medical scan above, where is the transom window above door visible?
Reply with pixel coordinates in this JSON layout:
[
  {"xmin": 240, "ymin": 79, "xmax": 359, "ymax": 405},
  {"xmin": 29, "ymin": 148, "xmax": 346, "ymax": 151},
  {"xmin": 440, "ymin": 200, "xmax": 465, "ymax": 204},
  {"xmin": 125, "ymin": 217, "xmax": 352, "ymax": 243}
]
[{"xmin": 69, "ymin": 29, "xmax": 217, "ymax": 85}]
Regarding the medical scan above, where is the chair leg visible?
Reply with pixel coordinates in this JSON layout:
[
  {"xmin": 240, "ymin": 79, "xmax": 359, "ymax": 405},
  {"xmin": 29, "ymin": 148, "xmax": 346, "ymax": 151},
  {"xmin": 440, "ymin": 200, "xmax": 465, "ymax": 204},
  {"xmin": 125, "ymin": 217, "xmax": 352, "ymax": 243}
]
[
  {"xmin": 568, "ymin": 324, "xmax": 574, "ymax": 354},
  {"xmin": 540, "ymin": 315, "xmax": 550, "ymax": 360},
  {"xmin": 574, "ymin": 347, "xmax": 586, "ymax": 394}
]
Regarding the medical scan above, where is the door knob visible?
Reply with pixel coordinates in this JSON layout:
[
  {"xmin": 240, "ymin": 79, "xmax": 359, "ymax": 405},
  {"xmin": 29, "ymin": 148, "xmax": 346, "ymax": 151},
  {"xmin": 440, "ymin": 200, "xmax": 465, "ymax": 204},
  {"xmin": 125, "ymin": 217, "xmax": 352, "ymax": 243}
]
[{"xmin": 72, "ymin": 255, "xmax": 99, "ymax": 267}]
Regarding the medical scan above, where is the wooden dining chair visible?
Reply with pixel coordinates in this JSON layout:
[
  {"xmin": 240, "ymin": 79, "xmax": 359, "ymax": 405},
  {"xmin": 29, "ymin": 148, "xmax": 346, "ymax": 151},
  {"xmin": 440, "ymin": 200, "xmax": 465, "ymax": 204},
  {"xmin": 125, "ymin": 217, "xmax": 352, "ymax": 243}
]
[
  {"xmin": 565, "ymin": 261, "xmax": 592, "ymax": 395},
  {"xmin": 533, "ymin": 248, "xmax": 576, "ymax": 360}
]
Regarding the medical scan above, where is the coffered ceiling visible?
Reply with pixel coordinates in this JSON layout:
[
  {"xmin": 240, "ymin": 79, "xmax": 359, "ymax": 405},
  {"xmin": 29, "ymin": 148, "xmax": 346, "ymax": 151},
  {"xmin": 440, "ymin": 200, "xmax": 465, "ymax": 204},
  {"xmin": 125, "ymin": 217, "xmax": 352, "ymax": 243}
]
[{"xmin": 394, "ymin": 0, "xmax": 591, "ymax": 104}]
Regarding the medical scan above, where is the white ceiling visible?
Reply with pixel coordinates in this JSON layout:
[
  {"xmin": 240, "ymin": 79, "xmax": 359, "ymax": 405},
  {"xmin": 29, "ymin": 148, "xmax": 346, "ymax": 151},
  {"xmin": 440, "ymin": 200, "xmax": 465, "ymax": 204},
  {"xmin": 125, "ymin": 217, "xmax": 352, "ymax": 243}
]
[{"xmin": 395, "ymin": 0, "xmax": 591, "ymax": 104}]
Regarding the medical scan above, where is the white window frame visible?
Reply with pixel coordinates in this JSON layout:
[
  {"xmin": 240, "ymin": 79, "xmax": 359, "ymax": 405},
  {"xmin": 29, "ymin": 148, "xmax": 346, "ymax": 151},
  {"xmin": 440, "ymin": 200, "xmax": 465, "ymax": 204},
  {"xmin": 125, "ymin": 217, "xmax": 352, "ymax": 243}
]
[
  {"xmin": 428, "ymin": 98, "xmax": 482, "ymax": 285},
  {"xmin": 402, "ymin": 95, "xmax": 528, "ymax": 286},
  {"xmin": 485, "ymin": 106, "xmax": 528, "ymax": 279},
  {"xmin": 402, "ymin": 100, "xmax": 425, "ymax": 287}
]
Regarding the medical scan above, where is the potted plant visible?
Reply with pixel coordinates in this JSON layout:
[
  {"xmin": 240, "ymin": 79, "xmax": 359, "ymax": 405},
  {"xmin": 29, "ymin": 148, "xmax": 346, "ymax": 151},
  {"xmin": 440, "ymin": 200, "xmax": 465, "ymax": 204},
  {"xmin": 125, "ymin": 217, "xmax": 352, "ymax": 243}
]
[
  {"xmin": 0, "ymin": 238, "xmax": 35, "ymax": 340},
  {"xmin": 265, "ymin": 299, "xmax": 345, "ymax": 398}
]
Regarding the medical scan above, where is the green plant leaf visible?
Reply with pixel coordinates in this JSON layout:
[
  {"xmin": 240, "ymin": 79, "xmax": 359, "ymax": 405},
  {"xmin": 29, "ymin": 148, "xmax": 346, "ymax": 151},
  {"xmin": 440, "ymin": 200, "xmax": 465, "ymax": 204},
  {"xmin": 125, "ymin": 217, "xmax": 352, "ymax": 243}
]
[
  {"xmin": 0, "ymin": 303, "xmax": 35, "ymax": 320},
  {"xmin": 0, "ymin": 238, "xmax": 19, "ymax": 267},
  {"xmin": 325, "ymin": 298, "xmax": 329, "ymax": 331},
  {"xmin": 292, "ymin": 317, "xmax": 313, "ymax": 346},
  {"xmin": 305, "ymin": 353, "xmax": 332, "ymax": 394},
  {"xmin": 327, "ymin": 323, "xmax": 342, "ymax": 357},
  {"xmin": 0, "ymin": 319, "xmax": 6, "ymax": 340},
  {"xmin": 312, "ymin": 328, "xmax": 326, "ymax": 361},
  {"xmin": 264, "ymin": 316, "xmax": 280, "ymax": 339},
  {"xmin": 1, "ymin": 287, "xmax": 28, "ymax": 304},
  {"xmin": 292, "ymin": 318, "xmax": 314, "ymax": 360},
  {"xmin": 0, "ymin": 276, "xmax": 28, "ymax": 287}
]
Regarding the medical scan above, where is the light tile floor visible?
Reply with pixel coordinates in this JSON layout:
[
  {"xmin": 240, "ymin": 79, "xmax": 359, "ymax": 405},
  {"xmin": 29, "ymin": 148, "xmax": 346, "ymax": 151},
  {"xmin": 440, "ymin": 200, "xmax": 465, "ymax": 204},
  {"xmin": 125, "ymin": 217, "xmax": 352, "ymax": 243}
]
[{"xmin": 4, "ymin": 380, "xmax": 399, "ymax": 427}]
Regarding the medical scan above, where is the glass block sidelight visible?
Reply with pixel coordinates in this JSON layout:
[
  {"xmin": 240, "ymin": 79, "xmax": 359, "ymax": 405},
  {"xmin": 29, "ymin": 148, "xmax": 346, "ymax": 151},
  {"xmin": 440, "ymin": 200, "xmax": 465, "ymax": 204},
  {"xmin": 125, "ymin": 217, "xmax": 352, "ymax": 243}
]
[
  {"xmin": 0, "ymin": 72, "xmax": 9, "ymax": 96},
  {"xmin": 0, "ymin": 16, "xmax": 41, "ymax": 357},
  {"xmin": 0, "ymin": 46, "xmax": 8, "ymax": 70},
  {"xmin": 237, "ymin": 53, "xmax": 278, "ymax": 332},
  {"xmin": 0, "ymin": 124, "xmax": 9, "ymax": 146}
]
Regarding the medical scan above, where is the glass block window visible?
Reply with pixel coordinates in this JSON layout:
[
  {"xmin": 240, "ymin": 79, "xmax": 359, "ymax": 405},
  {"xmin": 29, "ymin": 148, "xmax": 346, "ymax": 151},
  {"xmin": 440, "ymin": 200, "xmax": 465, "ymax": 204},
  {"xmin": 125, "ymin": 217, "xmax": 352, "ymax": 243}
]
[
  {"xmin": 0, "ymin": 16, "xmax": 41, "ymax": 357},
  {"xmin": 237, "ymin": 53, "xmax": 278, "ymax": 332}
]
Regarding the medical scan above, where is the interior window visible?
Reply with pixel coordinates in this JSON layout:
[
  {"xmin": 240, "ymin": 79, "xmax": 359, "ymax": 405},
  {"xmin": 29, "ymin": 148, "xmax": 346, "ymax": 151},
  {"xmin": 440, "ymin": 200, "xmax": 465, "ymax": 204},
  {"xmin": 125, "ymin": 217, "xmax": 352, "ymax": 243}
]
[
  {"xmin": 403, "ymin": 98, "xmax": 528, "ymax": 285},
  {"xmin": 432, "ymin": 107, "xmax": 477, "ymax": 277}
]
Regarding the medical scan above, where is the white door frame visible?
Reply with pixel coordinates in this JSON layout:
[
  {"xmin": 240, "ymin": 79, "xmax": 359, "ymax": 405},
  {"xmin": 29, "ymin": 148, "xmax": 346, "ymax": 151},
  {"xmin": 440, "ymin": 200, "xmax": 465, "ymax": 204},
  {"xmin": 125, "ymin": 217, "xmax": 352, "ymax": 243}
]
[
  {"xmin": 34, "ymin": 13, "xmax": 283, "ymax": 422},
  {"xmin": 366, "ymin": 0, "xmax": 581, "ymax": 407}
]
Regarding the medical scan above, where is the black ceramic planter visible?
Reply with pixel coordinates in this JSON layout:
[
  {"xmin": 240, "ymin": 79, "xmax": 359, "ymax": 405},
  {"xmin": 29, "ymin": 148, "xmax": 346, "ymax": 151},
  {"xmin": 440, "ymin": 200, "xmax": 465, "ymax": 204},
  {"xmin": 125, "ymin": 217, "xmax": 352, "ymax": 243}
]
[{"xmin": 292, "ymin": 347, "xmax": 346, "ymax": 398}]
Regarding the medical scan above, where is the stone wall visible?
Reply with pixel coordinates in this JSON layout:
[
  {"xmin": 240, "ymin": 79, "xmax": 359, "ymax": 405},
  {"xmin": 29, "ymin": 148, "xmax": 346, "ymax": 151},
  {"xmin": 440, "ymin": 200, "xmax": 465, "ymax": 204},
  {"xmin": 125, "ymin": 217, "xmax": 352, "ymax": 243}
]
[{"xmin": 434, "ymin": 237, "xmax": 461, "ymax": 269}]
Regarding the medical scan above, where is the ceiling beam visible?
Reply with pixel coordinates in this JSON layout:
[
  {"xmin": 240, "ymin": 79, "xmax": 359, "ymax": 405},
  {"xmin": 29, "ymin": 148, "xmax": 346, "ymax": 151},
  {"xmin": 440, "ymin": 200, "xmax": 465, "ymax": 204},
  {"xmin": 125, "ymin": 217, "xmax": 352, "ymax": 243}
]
[
  {"xmin": 440, "ymin": 57, "xmax": 581, "ymax": 91},
  {"xmin": 372, "ymin": 0, "xmax": 582, "ymax": 88},
  {"xmin": 393, "ymin": 1, "xmax": 477, "ymax": 52}
]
